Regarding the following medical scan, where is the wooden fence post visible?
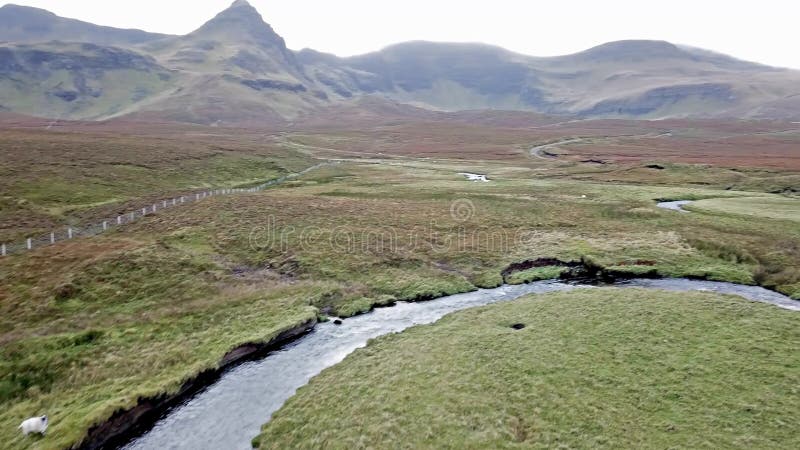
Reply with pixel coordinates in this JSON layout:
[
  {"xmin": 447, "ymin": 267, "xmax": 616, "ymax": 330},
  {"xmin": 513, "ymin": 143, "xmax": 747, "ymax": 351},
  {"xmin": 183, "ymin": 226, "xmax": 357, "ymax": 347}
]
[
  {"xmin": 68, "ymin": 228, "xmax": 73, "ymax": 239},
  {"xmin": 50, "ymin": 232, "xmax": 55, "ymax": 244},
  {"xmin": 27, "ymin": 238, "xmax": 32, "ymax": 250}
]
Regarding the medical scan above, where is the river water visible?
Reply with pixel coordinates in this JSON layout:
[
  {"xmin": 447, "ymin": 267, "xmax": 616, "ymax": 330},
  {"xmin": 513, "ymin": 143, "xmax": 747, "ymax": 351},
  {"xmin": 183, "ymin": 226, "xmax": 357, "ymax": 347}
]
[
  {"xmin": 125, "ymin": 278, "xmax": 797, "ymax": 450},
  {"xmin": 657, "ymin": 200, "xmax": 693, "ymax": 212}
]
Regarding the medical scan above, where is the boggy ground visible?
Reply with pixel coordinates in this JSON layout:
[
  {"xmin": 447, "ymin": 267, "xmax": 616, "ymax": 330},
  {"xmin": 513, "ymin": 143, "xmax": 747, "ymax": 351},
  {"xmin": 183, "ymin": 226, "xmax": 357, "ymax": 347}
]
[
  {"xmin": 0, "ymin": 124, "xmax": 315, "ymax": 242},
  {"xmin": 0, "ymin": 117, "xmax": 799, "ymax": 449},
  {"xmin": 256, "ymin": 288, "xmax": 800, "ymax": 449}
]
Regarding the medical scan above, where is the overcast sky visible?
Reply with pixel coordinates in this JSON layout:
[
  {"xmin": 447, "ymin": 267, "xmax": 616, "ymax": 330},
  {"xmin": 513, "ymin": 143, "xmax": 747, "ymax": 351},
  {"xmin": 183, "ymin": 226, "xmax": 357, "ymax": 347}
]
[{"xmin": 4, "ymin": 0, "xmax": 799, "ymax": 68}]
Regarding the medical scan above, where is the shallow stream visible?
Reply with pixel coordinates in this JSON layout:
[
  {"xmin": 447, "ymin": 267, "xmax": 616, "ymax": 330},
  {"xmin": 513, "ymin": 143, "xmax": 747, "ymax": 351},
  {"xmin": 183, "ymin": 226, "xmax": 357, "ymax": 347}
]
[{"xmin": 125, "ymin": 278, "xmax": 797, "ymax": 450}]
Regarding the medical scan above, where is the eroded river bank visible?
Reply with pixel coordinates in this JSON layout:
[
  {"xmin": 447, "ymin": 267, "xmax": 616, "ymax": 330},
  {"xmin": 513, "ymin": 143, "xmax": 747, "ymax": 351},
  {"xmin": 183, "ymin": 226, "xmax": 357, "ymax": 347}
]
[{"xmin": 112, "ymin": 275, "xmax": 797, "ymax": 450}]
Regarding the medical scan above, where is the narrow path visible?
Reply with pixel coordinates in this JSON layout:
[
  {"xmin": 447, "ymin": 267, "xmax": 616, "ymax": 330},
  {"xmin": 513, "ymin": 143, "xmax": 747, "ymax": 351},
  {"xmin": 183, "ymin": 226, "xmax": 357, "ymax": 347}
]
[
  {"xmin": 530, "ymin": 138, "xmax": 585, "ymax": 159},
  {"xmin": 529, "ymin": 130, "xmax": 678, "ymax": 161}
]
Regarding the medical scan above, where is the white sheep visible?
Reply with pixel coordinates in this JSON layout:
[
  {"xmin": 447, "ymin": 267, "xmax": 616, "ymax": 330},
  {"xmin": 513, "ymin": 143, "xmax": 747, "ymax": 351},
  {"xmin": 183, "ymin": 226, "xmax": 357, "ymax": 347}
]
[{"xmin": 19, "ymin": 415, "xmax": 48, "ymax": 436}]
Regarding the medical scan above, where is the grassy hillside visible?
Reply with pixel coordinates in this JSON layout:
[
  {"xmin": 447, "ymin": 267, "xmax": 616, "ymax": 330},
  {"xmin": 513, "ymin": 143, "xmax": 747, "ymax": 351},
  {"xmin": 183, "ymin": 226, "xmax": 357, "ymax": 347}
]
[
  {"xmin": 257, "ymin": 288, "xmax": 800, "ymax": 449},
  {"xmin": 0, "ymin": 42, "xmax": 177, "ymax": 120},
  {"xmin": 3, "ymin": 3, "xmax": 800, "ymax": 122},
  {"xmin": 689, "ymin": 197, "xmax": 800, "ymax": 222},
  {"xmin": 3, "ymin": 159, "xmax": 800, "ymax": 448},
  {"xmin": 318, "ymin": 40, "xmax": 800, "ymax": 120},
  {"xmin": 1, "ymin": 120, "xmax": 798, "ymax": 448},
  {"xmin": 0, "ymin": 4, "xmax": 169, "ymax": 46}
]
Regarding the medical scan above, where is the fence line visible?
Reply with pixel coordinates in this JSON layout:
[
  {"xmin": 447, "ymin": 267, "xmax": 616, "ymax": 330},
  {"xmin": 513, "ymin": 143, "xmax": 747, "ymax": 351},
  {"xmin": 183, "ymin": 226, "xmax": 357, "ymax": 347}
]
[{"xmin": 1, "ymin": 162, "xmax": 332, "ymax": 257}]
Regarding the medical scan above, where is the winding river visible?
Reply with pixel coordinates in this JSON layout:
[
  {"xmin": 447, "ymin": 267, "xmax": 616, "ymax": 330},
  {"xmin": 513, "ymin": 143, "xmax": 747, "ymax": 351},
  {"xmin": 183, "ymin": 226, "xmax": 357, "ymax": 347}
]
[{"xmin": 123, "ymin": 278, "xmax": 797, "ymax": 450}]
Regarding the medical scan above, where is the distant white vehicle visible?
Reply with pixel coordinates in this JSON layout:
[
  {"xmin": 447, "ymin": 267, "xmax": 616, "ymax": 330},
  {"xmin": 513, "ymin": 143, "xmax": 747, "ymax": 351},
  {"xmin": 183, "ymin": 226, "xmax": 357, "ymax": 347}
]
[
  {"xmin": 459, "ymin": 173, "xmax": 489, "ymax": 182},
  {"xmin": 19, "ymin": 416, "xmax": 48, "ymax": 436}
]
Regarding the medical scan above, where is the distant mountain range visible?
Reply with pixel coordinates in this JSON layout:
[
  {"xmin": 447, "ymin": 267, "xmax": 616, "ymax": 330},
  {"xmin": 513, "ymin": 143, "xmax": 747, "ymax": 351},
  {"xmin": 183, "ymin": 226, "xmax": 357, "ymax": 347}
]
[{"xmin": 1, "ymin": 0, "xmax": 799, "ymax": 125}]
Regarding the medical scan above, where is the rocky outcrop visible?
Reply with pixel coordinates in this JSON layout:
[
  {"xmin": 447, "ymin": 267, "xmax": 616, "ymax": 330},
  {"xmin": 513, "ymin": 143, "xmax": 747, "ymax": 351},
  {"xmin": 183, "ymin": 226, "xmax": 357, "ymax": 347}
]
[
  {"xmin": 0, "ymin": 42, "xmax": 173, "ymax": 118},
  {"xmin": 580, "ymin": 83, "xmax": 735, "ymax": 117},
  {"xmin": 239, "ymin": 78, "xmax": 307, "ymax": 93},
  {"xmin": 0, "ymin": 43, "xmax": 164, "ymax": 73}
]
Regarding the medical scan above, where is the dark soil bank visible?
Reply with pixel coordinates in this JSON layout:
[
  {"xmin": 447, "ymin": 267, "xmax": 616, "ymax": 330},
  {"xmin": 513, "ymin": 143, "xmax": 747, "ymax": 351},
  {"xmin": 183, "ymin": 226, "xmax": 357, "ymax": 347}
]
[{"xmin": 75, "ymin": 319, "xmax": 316, "ymax": 450}]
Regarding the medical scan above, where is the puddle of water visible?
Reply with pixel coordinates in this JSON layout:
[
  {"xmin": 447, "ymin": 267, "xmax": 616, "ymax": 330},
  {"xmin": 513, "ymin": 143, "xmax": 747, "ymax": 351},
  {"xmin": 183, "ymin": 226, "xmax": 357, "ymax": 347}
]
[
  {"xmin": 459, "ymin": 173, "xmax": 489, "ymax": 182},
  {"xmin": 657, "ymin": 200, "xmax": 693, "ymax": 212}
]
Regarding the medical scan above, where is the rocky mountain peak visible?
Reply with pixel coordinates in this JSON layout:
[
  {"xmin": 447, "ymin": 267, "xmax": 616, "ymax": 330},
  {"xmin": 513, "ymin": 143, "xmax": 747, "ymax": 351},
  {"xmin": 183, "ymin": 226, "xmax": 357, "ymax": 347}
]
[{"xmin": 190, "ymin": 0, "xmax": 284, "ymax": 47}]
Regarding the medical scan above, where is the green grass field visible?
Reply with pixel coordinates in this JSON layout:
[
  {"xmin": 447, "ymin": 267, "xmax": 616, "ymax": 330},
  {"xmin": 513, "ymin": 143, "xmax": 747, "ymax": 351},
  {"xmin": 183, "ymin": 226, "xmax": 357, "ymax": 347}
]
[
  {"xmin": 257, "ymin": 288, "xmax": 800, "ymax": 449},
  {"xmin": 1, "ymin": 123, "xmax": 799, "ymax": 448},
  {"xmin": 690, "ymin": 197, "xmax": 800, "ymax": 222}
]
